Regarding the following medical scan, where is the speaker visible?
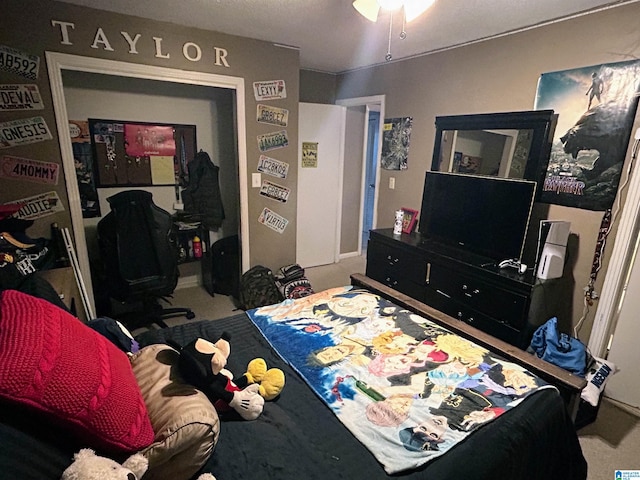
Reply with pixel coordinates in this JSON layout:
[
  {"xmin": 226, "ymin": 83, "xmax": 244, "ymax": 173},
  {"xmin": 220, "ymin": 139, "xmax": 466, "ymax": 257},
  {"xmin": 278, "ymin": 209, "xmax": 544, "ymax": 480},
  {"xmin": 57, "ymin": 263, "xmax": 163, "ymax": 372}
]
[{"xmin": 536, "ymin": 221, "xmax": 570, "ymax": 280}]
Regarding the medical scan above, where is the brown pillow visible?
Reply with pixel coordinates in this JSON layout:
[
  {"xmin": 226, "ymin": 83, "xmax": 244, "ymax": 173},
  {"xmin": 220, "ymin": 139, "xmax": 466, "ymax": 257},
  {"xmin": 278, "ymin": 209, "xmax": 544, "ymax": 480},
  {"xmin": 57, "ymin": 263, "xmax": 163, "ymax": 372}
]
[{"xmin": 130, "ymin": 343, "xmax": 220, "ymax": 480}]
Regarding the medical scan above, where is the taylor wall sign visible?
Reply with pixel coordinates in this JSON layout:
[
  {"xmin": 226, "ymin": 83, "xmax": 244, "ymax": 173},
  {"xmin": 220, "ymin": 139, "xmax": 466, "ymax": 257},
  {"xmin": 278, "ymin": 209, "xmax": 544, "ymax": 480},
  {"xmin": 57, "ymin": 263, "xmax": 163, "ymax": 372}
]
[{"xmin": 50, "ymin": 19, "xmax": 230, "ymax": 67}]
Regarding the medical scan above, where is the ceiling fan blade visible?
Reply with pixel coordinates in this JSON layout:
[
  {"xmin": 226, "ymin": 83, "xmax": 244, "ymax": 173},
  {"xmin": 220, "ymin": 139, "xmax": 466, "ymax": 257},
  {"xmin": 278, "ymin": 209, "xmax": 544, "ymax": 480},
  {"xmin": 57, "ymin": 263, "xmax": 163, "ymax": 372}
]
[
  {"xmin": 353, "ymin": 0, "xmax": 380, "ymax": 22},
  {"xmin": 404, "ymin": 0, "xmax": 435, "ymax": 22}
]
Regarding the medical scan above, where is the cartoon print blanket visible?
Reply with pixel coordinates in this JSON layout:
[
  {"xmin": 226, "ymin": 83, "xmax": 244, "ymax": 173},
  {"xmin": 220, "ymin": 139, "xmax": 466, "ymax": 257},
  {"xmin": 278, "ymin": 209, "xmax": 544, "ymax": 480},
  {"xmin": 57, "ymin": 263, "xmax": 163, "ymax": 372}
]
[{"xmin": 247, "ymin": 286, "xmax": 553, "ymax": 474}]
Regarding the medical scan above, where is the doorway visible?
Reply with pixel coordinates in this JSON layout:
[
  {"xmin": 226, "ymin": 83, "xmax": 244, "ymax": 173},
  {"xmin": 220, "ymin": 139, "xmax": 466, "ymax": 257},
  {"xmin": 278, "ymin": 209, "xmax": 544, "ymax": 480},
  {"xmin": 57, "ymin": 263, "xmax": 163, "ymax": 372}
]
[
  {"xmin": 46, "ymin": 52, "xmax": 249, "ymax": 316},
  {"xmin": 336, "ymin": 95, "xmax": 385, "ymax": 256},
  {"xmin": 362, "ymin": 109, "xmax": 380, "ymax": 250}
]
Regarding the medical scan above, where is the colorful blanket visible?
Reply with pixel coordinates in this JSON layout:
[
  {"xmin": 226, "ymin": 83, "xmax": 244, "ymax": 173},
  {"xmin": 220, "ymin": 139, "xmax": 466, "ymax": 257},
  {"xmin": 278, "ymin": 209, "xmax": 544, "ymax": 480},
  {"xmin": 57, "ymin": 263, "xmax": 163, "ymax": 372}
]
[{"xmin": 247, "ymin": 286, "xmax": 553, "ymax": 474}]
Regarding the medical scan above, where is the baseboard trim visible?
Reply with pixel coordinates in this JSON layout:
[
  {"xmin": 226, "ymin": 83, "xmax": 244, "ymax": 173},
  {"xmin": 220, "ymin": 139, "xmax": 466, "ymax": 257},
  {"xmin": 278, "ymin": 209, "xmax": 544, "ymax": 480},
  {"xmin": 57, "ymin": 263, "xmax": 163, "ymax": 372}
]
[{"xmin": 339, "ymin": 251, "xmax": 361, "ymax": 260}]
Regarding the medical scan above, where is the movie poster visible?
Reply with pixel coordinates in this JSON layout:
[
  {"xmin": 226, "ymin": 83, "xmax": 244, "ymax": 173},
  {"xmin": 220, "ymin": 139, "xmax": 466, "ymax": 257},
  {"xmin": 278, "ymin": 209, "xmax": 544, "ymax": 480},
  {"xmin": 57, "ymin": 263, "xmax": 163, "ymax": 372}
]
[
  {"xmin": 535, "ymin": 59, "xmax": 640, "ymax": 211},
  {"xmin": 381, "ymin": 117, "xmax": 412, "ymax": 170}
]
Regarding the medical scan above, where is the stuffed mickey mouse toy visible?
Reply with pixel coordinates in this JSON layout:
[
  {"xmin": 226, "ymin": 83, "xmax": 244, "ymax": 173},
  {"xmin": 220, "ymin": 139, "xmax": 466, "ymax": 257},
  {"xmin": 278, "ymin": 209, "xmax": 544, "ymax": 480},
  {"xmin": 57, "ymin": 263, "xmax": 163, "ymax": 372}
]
[{"xmin": 170, "ymin": 332, "xmax": 285, "ymax": 420}]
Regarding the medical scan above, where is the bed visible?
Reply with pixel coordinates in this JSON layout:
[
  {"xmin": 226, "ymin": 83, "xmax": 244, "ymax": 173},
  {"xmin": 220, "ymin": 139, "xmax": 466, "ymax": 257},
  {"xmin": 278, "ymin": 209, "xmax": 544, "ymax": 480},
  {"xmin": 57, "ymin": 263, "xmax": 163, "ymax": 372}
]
[{"xmin": 136, "ymin": 274, "xmax": 588, "ymax": 480}]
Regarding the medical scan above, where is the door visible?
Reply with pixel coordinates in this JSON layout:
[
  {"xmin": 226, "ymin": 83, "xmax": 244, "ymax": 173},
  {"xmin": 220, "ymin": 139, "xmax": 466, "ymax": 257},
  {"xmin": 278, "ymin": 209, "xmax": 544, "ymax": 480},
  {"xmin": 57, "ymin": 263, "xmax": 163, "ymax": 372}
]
[
  {"xmin": 362, "ymin": 110, "xmax": 380, "ymax": 248},
  {"xmin": 603, "ymin": 247, "xmax": 640, "ymax": 408},
  {"xmin": 296, "ymin": 103, "xmax": 346, "ymax": 268}
]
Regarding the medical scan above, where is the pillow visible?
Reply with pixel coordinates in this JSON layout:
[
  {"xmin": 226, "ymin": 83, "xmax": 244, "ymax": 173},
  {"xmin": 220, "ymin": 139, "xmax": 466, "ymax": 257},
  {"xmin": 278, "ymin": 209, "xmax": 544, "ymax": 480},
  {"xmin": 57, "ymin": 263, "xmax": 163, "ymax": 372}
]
[
  {"xmin": 0, "ymin": 289, "xmax": 155, "ymax": 453},
  {"xmin": 581, "ymin": 356, "xmax": 617, "ymax": 407},
  {"xmin": 130, "ymin": 344, "xmax": 219, "ymax": 480}
]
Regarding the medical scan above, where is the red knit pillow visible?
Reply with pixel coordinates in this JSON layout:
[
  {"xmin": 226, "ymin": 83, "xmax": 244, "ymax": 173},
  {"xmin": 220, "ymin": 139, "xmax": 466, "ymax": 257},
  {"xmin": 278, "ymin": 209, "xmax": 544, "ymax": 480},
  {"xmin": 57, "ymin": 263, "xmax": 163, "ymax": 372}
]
[{"xmin": 0, "ymin": 290, "xmax": 154, "ymax": 452}]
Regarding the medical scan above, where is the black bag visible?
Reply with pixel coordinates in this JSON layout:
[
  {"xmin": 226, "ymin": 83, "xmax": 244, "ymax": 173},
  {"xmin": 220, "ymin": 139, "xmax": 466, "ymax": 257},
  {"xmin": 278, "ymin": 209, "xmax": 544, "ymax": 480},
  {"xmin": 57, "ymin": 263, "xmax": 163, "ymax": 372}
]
[
  {"xmin": 209, "ymin": 235, "xmax": 240, "ymax": 298},
  {"xmin": 238, "ymin": 265, "xmax": 282, "ymax": 310},
  {"xmin": 274, "ymin": 264, "xmax": 314, "ymax": 299}
]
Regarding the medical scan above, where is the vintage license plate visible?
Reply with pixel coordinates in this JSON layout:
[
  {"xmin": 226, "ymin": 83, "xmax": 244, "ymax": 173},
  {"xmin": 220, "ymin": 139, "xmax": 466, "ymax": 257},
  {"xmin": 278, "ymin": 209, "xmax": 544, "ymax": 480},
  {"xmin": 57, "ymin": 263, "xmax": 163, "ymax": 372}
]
[
  {"xmin": 0, "ymin": 45, "xmax": 40, "ymax": 80},
  {"xmin": 1, "ymin": 155, "xmax": 59, "ymax": 185},
  {"xmin": 253, "ymin": 80, "xmax": 287, "ymax": 101},
  {"xmin": 0, "ymin": 116, "xmax": 52, "ymax": 148},
  {"xmin": 257, "ymin": 130, "xmax": 289, "ymax": 152},
  {"xmin": 257, "ymin": 154, "xmax": 289, "ymax": 179},
  {"xmin": 257, "ymin": 104, "xmax": 289, "ymax": 127},
  {"xmin": 258, "ymin": 207, "xmax": 289, "ymax": 234},
  {"xmin": 5, "ymin": 191, "xmax": 64, "ymax": 220},
  {"xmin": 0, "ymin": 84, "xmax": 43, "ymax": 111},
  {"xmin": 259, "ymin": 180, "xmax": 290, "ymax": 203}
]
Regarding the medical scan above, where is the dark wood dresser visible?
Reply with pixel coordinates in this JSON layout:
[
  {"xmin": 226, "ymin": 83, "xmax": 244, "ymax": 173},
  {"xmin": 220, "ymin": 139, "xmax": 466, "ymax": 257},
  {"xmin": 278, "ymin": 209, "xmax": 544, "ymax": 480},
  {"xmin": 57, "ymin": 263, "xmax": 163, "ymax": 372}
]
[{"xmin": 366, "ymin": 228, "xmax": 573, "ymax": 349}]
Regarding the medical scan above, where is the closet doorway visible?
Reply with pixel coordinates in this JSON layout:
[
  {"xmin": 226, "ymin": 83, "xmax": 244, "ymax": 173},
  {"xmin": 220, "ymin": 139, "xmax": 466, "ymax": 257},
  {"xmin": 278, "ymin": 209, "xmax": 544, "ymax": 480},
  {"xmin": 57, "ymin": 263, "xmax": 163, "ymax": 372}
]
[{"xmin": 46, "ymin": 53, "xmax": 249, "ymax": 314}]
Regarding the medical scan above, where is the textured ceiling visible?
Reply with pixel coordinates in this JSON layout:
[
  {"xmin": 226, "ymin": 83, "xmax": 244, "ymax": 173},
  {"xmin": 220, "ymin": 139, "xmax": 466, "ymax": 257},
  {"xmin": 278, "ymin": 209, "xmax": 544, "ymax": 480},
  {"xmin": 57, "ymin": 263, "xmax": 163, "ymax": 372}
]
[{"xmin": 58, "ymin": 0, "xmax": 639, "ymax": 73}]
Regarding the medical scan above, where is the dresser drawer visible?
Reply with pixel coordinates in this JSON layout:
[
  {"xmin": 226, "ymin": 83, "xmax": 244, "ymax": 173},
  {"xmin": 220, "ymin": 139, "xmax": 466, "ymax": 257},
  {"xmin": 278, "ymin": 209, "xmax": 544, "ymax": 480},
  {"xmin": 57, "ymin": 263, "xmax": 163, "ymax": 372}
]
[
  {"xmin": 366, "ymin": 239, "xmax": 427, "ymax": 285},
  {"xmin": 427, "ymin": 263, "xmax": 529, "ymax": 329},
  {"xmin": 424, "ymin": 286, "xmax": 522, "ymax": 346}
]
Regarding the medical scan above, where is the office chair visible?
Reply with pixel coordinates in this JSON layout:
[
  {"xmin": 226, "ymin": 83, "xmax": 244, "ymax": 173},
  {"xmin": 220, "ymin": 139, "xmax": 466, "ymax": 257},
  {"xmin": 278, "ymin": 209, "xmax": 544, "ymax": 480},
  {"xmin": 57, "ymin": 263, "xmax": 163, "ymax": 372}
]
[{"xmin": 97, "ymin": 190, "xmax": 194, "ymax": 330}]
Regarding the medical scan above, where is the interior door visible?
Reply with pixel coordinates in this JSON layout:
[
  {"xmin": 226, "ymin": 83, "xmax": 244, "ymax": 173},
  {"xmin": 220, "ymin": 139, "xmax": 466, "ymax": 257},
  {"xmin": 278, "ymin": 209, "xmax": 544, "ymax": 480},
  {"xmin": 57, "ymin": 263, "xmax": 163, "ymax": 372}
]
[
  {"xmin": 603, "ymin": 248, "xmax": 640, "ymax": 408},
  {"xmin": 296, "ymin": 103, "xmax": 346, "ymax": 268}
]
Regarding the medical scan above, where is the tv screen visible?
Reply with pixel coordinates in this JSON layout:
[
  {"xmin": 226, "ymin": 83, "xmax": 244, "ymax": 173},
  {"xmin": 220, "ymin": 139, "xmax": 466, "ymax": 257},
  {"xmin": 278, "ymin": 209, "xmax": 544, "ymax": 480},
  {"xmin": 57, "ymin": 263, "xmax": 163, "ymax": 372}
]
[{"xmin": 419, "ymin": 172, "xmax": 536, "ymax": 264}]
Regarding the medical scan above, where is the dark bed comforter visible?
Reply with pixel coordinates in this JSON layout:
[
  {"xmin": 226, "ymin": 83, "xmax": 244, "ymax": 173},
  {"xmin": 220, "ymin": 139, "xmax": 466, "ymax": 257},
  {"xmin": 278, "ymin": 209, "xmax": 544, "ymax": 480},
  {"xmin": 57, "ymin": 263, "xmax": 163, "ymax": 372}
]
[{"xmin": 136, "ymin": 314, "xmax": 588, "ymax": 480}]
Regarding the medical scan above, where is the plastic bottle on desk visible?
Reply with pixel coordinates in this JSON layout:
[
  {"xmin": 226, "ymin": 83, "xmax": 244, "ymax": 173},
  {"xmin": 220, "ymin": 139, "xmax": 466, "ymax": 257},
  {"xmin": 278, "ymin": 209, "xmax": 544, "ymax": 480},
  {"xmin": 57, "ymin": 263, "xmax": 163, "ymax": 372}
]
[{"xmin": 193, "ymin": 235, "xmax": 202, "ymax": 259}]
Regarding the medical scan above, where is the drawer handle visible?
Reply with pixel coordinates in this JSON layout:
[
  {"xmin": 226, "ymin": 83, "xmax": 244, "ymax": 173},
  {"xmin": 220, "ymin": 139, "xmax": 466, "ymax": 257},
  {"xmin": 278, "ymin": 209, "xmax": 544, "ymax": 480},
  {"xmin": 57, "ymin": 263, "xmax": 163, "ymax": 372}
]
[
  {"xmin": 386, "ymin": 255, "xmax": 399, "ymax": 265},
  {"xmin": 436, "ymin": 289, "xmax": 450, "ymax": 298},
  {"xmin": 385, "ymin": 277, "xmax": 398, "ymax": 286},
  {"xmin": 425, "ymin": 262, "xmax": 431, "ymax": 284}
]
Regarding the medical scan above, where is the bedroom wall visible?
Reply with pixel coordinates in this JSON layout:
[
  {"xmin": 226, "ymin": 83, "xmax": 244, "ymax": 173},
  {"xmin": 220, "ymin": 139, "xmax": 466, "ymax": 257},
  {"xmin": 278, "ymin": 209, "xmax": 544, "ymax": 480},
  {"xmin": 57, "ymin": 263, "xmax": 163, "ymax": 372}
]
[
  {"xmin": 329, "ymin": 1, "xmax": 640, "ymax": 342},
  {"xmin": 1, "ymin": 0, "xmax": 300, "ymax": 273}
]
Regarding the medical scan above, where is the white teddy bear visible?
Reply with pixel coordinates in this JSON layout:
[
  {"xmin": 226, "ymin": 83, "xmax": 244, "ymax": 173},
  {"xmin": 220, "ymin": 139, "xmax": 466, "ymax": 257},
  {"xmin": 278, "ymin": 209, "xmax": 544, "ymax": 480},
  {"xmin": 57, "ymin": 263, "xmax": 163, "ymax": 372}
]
[{"xmin": 61, "ymin": 448, "xmax": 217, "ymax": 480}]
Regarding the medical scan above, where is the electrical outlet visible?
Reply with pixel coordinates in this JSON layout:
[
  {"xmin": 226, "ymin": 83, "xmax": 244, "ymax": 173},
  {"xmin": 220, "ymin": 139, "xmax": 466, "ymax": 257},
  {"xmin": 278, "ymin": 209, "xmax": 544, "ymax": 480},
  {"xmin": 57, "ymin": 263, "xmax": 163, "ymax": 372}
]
[
  {"xmin": 252, "ymin": 172, "xmax": 262, "ymax": 188},
  {"xmin": 389, "ymin": 177, "xmax": 395, "ymax": 189}
]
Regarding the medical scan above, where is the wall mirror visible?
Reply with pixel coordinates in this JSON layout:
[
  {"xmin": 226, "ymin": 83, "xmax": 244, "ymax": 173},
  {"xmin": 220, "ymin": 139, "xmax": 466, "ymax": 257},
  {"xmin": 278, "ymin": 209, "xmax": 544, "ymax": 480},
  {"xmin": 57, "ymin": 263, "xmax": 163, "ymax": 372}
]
[{"xmin": 431, "ymin": 110, "xmax": 557, "ymax": 195}]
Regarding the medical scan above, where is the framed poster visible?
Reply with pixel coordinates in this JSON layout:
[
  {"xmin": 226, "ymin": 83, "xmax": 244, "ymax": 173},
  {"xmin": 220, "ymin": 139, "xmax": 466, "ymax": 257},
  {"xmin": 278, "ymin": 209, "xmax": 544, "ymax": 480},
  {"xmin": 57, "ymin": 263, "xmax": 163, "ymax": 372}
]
[
  {"xmin": 401, "ymin": 207, "xmax": 419, "ymax": 234},
  {"xmin": 381, "ymin": 117, "xmax": 413, "ymax": 170},
  {"xmin": 535, "ymin": 59, "xmax": 640, "ymax": 210},
  {"xmin": 89, "ymin": 119, "xmax": 196, "ymax": 188}
]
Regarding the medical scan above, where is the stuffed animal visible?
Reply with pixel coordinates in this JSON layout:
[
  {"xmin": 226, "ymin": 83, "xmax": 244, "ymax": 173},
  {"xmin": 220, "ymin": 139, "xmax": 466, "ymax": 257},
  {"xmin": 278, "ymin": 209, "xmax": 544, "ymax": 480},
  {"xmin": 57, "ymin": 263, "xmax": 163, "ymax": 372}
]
[
  {"xmin": 171, "ymin": 332, "xmax": 285, "ymax": 421},
  {"xmin": 60, "ymin": 448, "xmax": 218, "ymax": 480},
  {"xmin": 60, "ymin": 448, "xmax": 149, "ymax": 480}
]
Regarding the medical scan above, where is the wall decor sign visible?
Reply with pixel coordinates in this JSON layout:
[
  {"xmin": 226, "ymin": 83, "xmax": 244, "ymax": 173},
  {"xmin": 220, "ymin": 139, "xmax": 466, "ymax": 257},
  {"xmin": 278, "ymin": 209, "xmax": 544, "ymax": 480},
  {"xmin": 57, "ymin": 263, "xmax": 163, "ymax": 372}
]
[
  {"xmin": 259, "ymin": 180, "xmax": 290, "ymax": 203},
  {"xmin": 253, "ymin": 80, "xmax": 287, "ymax": 101},
  {"xmin": 124, "ymin": 124, "xmax": 176, "ymax": 157},
  {"xmin": 301, "ymin": 142, "xmax": 318, "ymax": 168},
  {"xmin": 0, "ymin": 84, "xmax": 43, "ymax": 111},
  {"xmin": 257, "ymin": 154, "xmax": 289, "ymax": 179},
  {"xmin": 257, "ymin": 130, "xmax": 289, "ymax": 152},
  {"xmin": 381, "ymin": 117, "xmax": 413, "ymax": 170},
  {"xmin": 0, "ymin": 116, "xmax": 52, "ymax": 148},
  {"xmin": 0, "ymin": 45, "xmax": 40, "ymax": 80},
  {"xmin": 535, "ymin": 59, "xmax": 640, "ymax": 211},
  {"xmin": 0, "ymin": 155, "xmax": 59, "ymax": 185},
  {"xmin": 4, "ymin": 191, "xmax": 64, "ymax": 220},
  {"xmin": 256, "ymin": 104, "xmax": 289, "ymax": 127},
  {"xmin": 50, "ymin": 20, "xmax": 230, "ymax": 68},
  {"xmin": 258, "ymin": 207, "xmax": 288, "ymax": 234}
]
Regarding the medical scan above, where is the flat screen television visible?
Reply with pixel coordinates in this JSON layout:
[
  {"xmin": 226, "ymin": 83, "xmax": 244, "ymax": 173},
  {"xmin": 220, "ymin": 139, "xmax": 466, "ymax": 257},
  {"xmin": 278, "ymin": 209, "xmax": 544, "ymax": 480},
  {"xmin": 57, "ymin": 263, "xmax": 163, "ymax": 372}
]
[{"xmin": 419, "ymin": 171, "xmax": 536, "ymax": 264}]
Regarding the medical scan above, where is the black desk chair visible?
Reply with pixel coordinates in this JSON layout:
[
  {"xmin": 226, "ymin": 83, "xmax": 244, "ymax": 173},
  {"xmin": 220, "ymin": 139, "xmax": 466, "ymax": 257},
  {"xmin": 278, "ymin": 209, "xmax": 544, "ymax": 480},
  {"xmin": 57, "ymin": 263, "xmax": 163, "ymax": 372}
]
[{"xmin": 97, "ymin": 190, "xmax": 194, "ymax": 330}]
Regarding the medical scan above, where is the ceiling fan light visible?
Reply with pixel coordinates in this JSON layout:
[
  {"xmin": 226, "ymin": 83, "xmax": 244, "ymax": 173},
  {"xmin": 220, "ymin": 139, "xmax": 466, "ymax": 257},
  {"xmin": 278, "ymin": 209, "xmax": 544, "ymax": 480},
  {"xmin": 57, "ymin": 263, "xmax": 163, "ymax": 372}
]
[
  {"xmin": 404, "ymin": 0, "xmax": 435, "ymax": 22},
  {"xmin": 377, "ymin": 0, "xmax": 404, "ymax": 11},
  {"xmin": 353, "ymin": 0, "xmax": 379, "ymax": 22}
]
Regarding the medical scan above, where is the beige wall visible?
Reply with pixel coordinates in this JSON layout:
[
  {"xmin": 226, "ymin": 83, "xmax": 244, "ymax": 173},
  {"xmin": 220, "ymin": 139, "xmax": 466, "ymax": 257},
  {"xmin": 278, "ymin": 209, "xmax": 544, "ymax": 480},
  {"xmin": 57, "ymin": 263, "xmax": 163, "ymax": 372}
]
[
  {"xmin": 299, "ymin": 70, "xmax": 336, "ymax": 104},
  {"xmin": 1, "ymin": 0, "xmax": 300, "ymax": 272},
  {"xmin": 331, "ymin": 2, "xmax": 640, "ymax": 342},
  {"xmin": 341, "ymin": 106, "xmax": 366, "ymax": 254}
]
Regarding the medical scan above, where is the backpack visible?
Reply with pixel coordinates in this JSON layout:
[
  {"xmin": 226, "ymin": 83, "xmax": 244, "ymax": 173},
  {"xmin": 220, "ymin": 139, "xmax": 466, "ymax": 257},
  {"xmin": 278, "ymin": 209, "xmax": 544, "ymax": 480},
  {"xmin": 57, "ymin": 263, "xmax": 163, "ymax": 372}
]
[
  {"xmin": 238, "ymin": 265, "xmax": 282, "ymax": 310},
  {"xmin": 274, "ymin": 264, "xmax": 315, "ymax": 300}
]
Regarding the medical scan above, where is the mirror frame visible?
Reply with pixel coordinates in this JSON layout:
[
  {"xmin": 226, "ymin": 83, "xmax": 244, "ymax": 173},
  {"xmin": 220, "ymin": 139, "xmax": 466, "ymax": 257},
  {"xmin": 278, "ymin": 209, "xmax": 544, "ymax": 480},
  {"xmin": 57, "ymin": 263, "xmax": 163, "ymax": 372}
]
[{"xmin": 431, "ymin": 110, "xmax": 557, "ymax": 198}]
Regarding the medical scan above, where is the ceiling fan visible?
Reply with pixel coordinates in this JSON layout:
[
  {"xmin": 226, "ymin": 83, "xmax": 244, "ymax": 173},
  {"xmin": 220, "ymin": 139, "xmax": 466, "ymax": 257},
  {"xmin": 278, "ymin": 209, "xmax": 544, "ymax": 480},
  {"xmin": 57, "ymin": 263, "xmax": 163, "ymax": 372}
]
[
  {"xmin": 352, "ymin": 0, "xmax": 435, "ymax": 23},
  {"xmin": 352, "ymin": 0, "xmax": 436, "ymax": 61}
]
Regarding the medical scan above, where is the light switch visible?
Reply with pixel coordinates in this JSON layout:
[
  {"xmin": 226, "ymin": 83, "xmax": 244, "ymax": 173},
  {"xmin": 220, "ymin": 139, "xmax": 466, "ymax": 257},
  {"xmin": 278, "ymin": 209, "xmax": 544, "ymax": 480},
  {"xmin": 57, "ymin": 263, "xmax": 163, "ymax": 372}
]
[
  {"xmin": 252, "ymin": 172, "xmax": 261, "ymax": 188},
  {"xmin": 389, "ymin": 177, "xmax": 395, "ymax": 189}
]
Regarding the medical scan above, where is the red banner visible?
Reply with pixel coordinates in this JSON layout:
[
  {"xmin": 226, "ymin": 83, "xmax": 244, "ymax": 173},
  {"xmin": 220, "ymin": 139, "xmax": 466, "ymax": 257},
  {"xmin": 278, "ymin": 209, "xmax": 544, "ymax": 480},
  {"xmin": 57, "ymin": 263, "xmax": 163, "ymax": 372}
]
[{"xmin": 124, "ymin": 124, "xmax": 175, "ymax": 157}]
